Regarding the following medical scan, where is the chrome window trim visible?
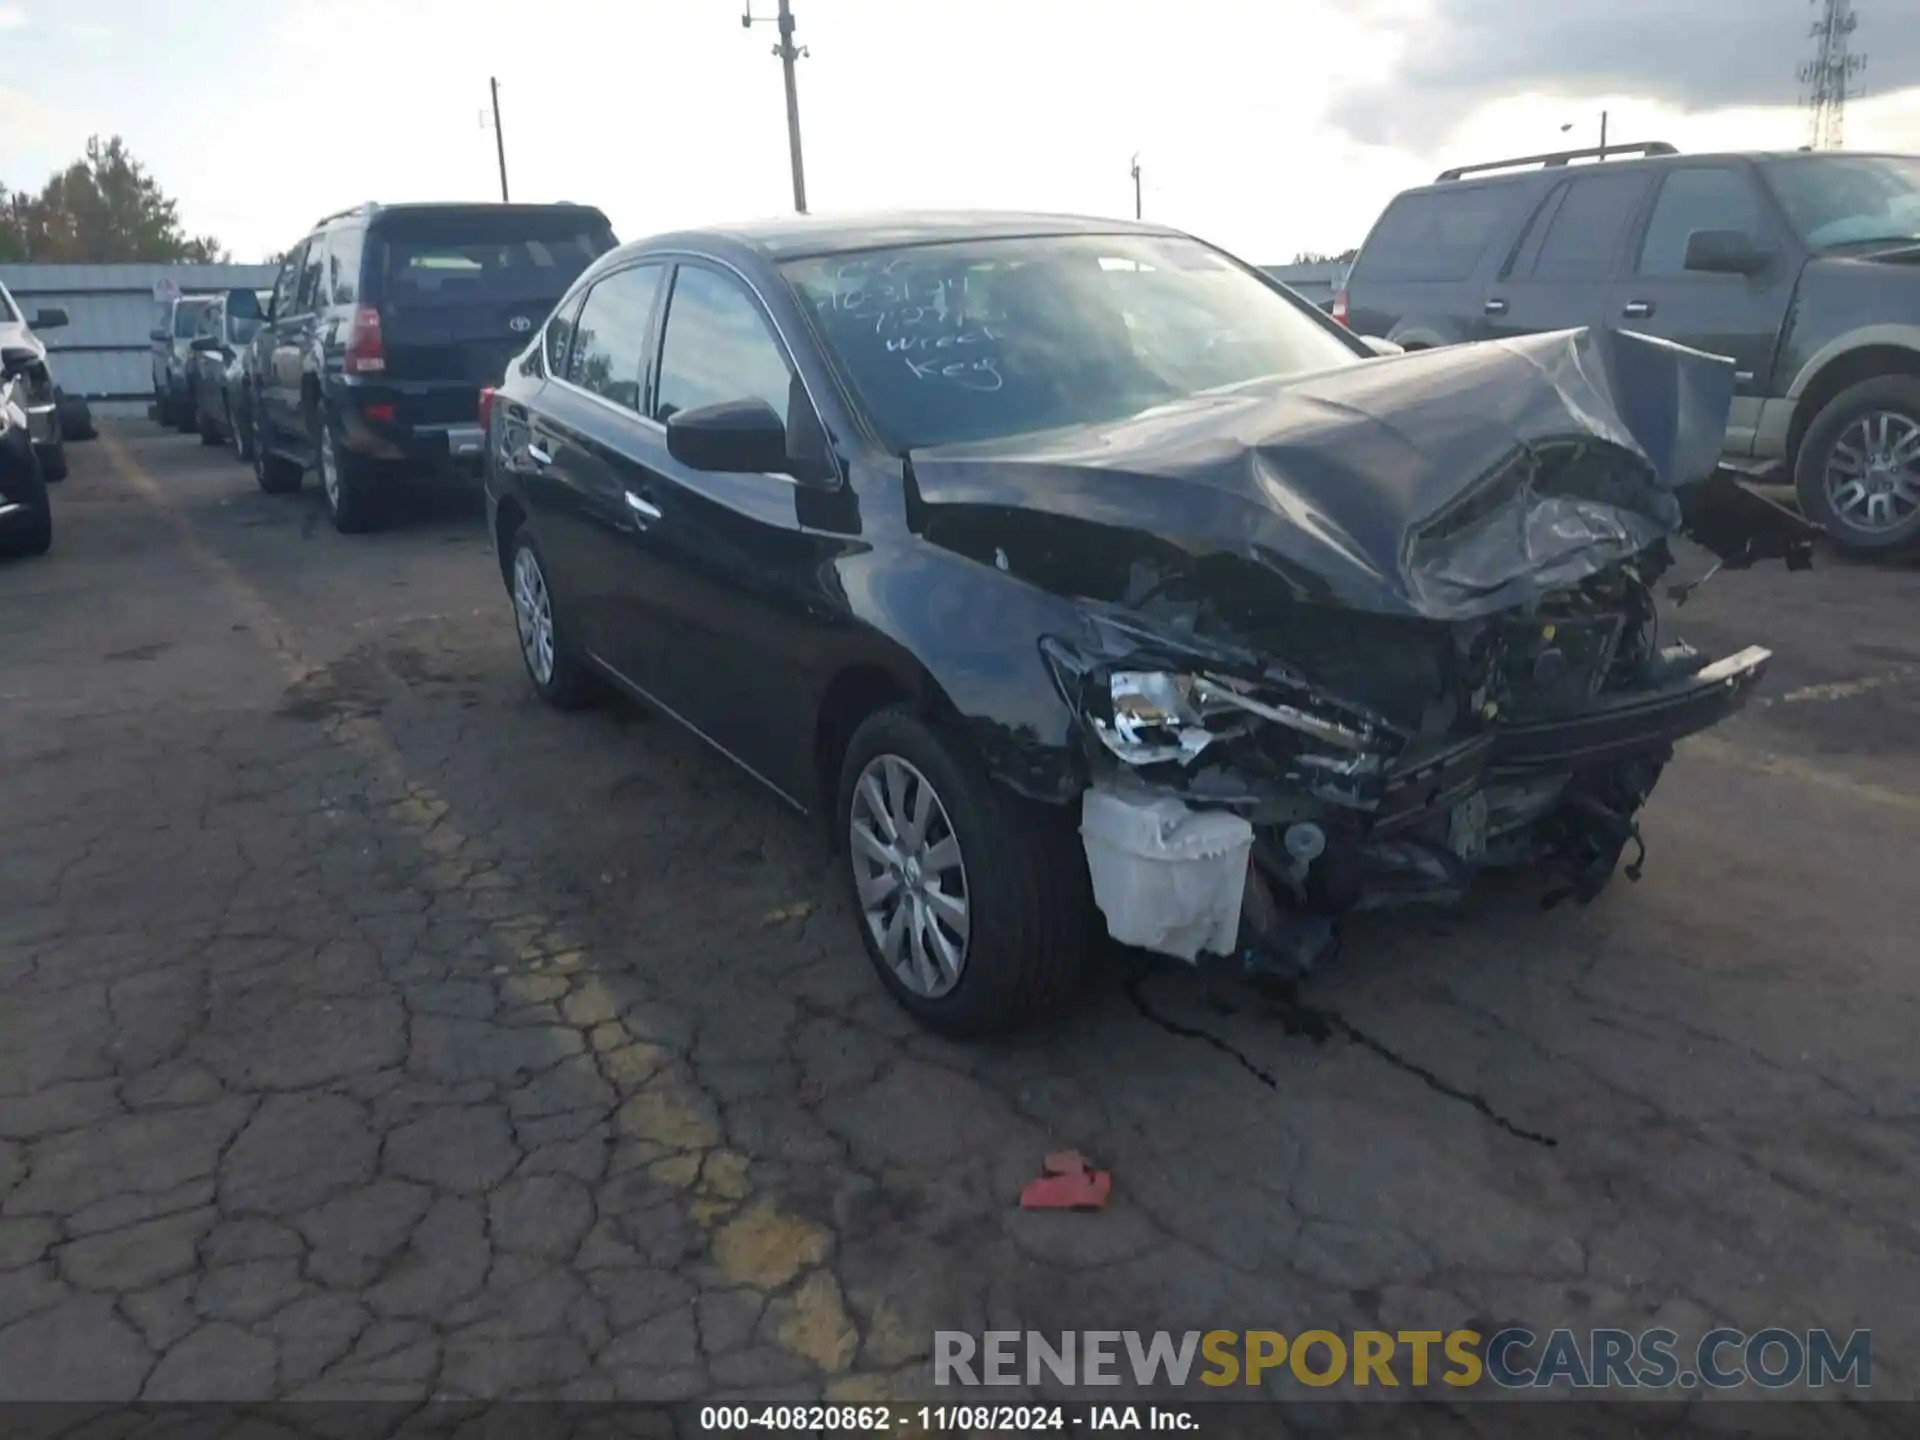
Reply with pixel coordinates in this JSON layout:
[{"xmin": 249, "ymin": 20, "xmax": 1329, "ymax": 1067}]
[{"xmin": 538, "ymin": 246, "xmax": 836, "ymax": 489}]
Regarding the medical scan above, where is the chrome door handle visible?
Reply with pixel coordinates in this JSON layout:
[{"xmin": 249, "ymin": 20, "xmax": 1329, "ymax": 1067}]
[
  {"xmin": 526, "ymin": 443, "xmax": 553, "ymax": 466},
  {"xmin": 625, "ymin": 491, "xmax": 662, "ymax": 522},
  {"xmin": 1483, "ymin": 297, "xmax": 1508, "ymax": 315},
  {"xmin": 1622, "ymin": 300, "xmax": 1653, "ymax": 318}
]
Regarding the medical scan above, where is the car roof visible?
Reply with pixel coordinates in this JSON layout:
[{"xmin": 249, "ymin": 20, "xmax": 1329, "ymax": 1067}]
[
  {"xmin": 628, "ymin": 209, "xmax": 1187, "ymax": 262},
  {"xmin": 314, "ymin": 200, "xmax": 613, "ymax": 231}
]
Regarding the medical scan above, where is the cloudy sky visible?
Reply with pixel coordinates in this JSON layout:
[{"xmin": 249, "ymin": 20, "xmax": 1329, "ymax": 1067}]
[{"xmin": 3, "ymin": 0, "xmax": 1919, "ymax": 266}]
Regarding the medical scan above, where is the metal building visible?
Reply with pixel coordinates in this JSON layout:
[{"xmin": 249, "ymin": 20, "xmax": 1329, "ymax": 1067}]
[
  {"xmin": 0, "ymin": 263, "xmax": 280, "ymax": 418},
  {"xmin": 1260, "ymin": 259, "xmax": 1348, "ymax": 309}
]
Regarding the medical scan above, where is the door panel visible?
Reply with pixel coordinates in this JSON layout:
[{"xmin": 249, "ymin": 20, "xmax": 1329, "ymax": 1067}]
[
  {"xmin": 1606, "ymin": 165, "xmax": 1796, "ymax": 456},
  {"xmin": 1477, "ymin": 172, "xmax": 1653, "ymax": 344},
  {"xmin": 618, "ymin": 261, "xmax": 852, "ymax": 804}
]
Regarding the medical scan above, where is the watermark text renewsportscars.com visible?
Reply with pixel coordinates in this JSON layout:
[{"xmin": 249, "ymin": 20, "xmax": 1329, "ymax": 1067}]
[{"xmin": 933, "ymin": 1328, "xmax": 1871, "ymax": 1391}]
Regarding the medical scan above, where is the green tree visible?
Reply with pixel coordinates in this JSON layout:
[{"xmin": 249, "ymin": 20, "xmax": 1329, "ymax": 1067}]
[
  {"xmin": 1, "ymin": 136, "xmax": 226, "ymax": 263},
  {"xmin": 1290, "ymin": 246, "xmax": 1360, "ymax": 266}
]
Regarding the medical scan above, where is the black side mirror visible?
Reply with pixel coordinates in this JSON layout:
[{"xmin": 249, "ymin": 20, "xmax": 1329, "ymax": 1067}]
[
  {"xmin": 1684, "ymin": 230, "xmax": 1772, "ymax": 276},
  {"xmin": 665, "ymin": 398, "xmax": 791, "ymax": 475},
  {"xmin": 190, "ymin": 336, "xmax": 222, "ymax": 353},
  {"xmin": 32, "ymin": 307, "xmax": 69, "ymax": 330},
  {"xmin": 150, "ymin": 327, "xmax": 170, "ymax": 343}
]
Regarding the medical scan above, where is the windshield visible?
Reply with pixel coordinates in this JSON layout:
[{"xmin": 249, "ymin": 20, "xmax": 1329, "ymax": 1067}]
[
  {"xmin": 780, "ymin": 233, "xmax": 1363, "ymax": 451},
  {"xmin": 1761, "ymin": 155, "xmax": 1920, "ymax": 249},
  {"xmin": 174, "ymin": 299, "xmax": 212, "ymax": 338}
]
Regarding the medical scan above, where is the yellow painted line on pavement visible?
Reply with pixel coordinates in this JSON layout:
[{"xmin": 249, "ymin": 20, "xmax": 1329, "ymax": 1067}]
[
  {"xmin": 99, "ymin": 434, "xmax": 874, "ymax": 1388},
  {"xmin": 1685, "ymin": 733, "xmax": 1920, "ymax": 818}
]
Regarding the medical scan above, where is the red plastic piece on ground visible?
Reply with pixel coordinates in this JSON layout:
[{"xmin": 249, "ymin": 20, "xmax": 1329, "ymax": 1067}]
[{"xmin": 1021, "ymin": 1150, "xmax": 1112, "ymax": 1210}]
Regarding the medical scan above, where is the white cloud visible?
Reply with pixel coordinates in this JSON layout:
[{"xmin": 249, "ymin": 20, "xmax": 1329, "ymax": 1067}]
[{"xmin": 0, "ymin": 6, "xmax": 31, "ymax": 29}]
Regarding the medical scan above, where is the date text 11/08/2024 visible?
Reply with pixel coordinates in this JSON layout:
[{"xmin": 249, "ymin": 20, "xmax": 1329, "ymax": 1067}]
[{"xmin": 698, "ymin": 1406, "xmax": 1193, "ymax": 1431}]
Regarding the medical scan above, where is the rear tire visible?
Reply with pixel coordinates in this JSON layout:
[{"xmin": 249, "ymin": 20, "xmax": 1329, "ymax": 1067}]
[
  {"xmin": 315, "ymin": 408, "xmax": 380, "ymax": 534},
  {"xmin": 835, "ymin": 707, "xmax": 1095, "ymax": 1036},
  {"xmin": 506, "ymin": 527, "xmax": 602, "ymax": 709},
  {"xmin": 197, "ymin": 402, "xmax": 223, "ymax": 446},
  {"xmin": 38, "ymin": 440, "xmax": 67, "ymax": 484},
  {"xmin": 174, "ymin": 393, "xmax": 198, "ymax": 435},
  {"xmin": 1794, "ymin": 376, "xmax": 1920, "ymax": 554}
]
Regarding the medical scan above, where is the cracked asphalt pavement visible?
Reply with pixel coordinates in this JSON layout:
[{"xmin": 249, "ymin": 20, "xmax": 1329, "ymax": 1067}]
[{"xmin": 1, "ymin": 426, "xmax": 1917, "ymax": 1405}]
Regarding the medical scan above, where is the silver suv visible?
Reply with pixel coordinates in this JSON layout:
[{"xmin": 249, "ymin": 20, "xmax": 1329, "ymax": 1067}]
[{"xmin": 151, "ymin": 294, "xmax": 215, "ymax": 430}]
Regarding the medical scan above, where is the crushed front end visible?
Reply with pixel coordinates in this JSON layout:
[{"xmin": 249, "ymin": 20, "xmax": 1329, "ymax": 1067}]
[{"xmin": 1045, "ymin": 548, "xmax": 1770, "ymax": 976}]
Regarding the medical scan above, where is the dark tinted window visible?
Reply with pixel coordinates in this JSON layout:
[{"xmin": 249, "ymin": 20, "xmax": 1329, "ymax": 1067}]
[
  {"xmin": 1638, "ymin": 168, "xmax": 1764, "ymax": 276},
  {"xmin": 1762, "ymin": 155, "xmax": 1920, "ymax": 248},
  {"xmin": 545, "ymin": 290, "xmax": 586, "ymax": 375},
  {"xmin": 270, "ymin": 245, "xmax": 306, "ymax": 318},
  {"xmin": 370, "ymin": 211, "xmax": 615, "ymax": 309},
  {"xmin": 327, "ymin": 225, "xmax": 364, "ymax": 304},
  {"xmin": 653, "ymin": 266, "xmax": 792, "ymax": 427},
  {"xmin": 294, "ymin": 234, "xmax": 327, "ymax": 312},
  {"xmin": 564, "ymin": 263, "xmax": 664, "ymax": 412},
  {"xmin": 1353, "ymin": 186, "xmax": 1516, "ymax": 282},
  {"xmin": 173, "ymin": 298, "xmax": 212, "ymax": 338},
  {"xmin": 1523, "ymin": 173, "xmax": 1647, "ymax": 281}
]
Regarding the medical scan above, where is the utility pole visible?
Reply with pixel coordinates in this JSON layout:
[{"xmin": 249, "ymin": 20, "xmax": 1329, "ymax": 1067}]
[
  {"xmin": 1130, "ymin": 153, "xmax": 1142, "ymax": 220},
  {"xmin": 744, "ymin": 2, "xmax": 809, "ymax": 213},
  {"xmin": 489, "ymin": 77, "xmax": 510, "ymax": 202},
  {"xmin": 1598, "ymin": 109, "xmax": 1608, "ymax": 160}
]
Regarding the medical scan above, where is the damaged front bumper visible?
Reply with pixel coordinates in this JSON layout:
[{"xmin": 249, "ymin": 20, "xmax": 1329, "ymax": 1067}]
[{"xmin": 1057, "ymin": 627, "xmax": 1771, "ymax": 969}]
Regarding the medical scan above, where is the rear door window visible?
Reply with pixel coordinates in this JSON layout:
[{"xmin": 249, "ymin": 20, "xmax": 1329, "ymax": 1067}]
[
  {"xmin": 1514, "ymin": 172, "xmax": 1651, "ymax": 282},
  {"xmin": 1353, "ymin": 186, "xmax": 1518, "ymax": 282},
  {"xmin": 368, "ymin": 212, "xmax": 616, "ymax": 311},
  {"xmin": 563, "ymin": 263, "xmax": 666, "ymax": 412},
  {"xmin": 294, "ymin": 234, "xmax": 328, "ymax": 314},
  {"xmin": 174, "ymin": 299, "xmax": 212, "ymax": 338},
  {"xmin": 327, "ymin": 225, "xmax": 364, "ymax": 305}
]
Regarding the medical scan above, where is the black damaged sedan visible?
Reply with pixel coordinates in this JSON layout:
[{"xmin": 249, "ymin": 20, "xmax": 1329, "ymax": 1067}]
[{"xmin": 481, "ymin": 212, "xmax": 1807, "ymax": 1034}]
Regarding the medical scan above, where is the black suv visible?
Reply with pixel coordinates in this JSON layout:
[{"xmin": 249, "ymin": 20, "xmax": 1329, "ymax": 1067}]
[
  {"xmin": 1339, "ymin": 143, "xmax": 1920, "ymax": 554},
  {"xmin": 248, "ymin": 201, "xmax": 618, "ymax": 532}
]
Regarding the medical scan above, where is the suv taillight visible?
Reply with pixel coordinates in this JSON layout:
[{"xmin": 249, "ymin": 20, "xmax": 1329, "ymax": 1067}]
[
  {"xmin": 478, "ymin": 386, "xmax": 496, "ymax": 432},
  {"xmin": 1330, "ymin": 289, "xmax": 1349, "ymax": 327},
  {"xmin": 343, "ymin": 307, "xmax": 386, "ymax": 374}
]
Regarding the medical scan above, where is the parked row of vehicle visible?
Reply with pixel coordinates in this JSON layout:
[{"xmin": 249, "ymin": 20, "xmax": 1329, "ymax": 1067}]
[
  {"xmin": 0, "ymin": 277, "xmax": 98, "ymax": 560},
  {"xmin": 153, "ymin": 201, "xmax": 619, "ymax": 533},
  {"xmin": 1333, "ymin": 142, "xmax": 1920, "ymax": 554},
  {"xmin": 134, "ymin": 195, "xmax": 1817, "ymax": 1036}
]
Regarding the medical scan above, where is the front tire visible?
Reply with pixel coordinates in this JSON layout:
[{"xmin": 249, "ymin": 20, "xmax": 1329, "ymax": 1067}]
[
  {"xmin": 251, "ymin": 405, "xmax": 303, "ymax": 495},
  {"xmin": 38, "ymin": 440, "xmax": 67, "ymax": 484},
  {"xmin": 836, "ymin": 708, "xmax": 1095, "ymax": 1036},
  {"xmin": 0, "ymin": 454, "xmax": 52, "ymax": 559},
  {"xmin": 507, "ymin": 528, "xmax": 601, "ymax": 709},
  {"xmin": 197, "ymin": 399, "xmax": 223, "ymax": 446},
  {"xmin": 1794, "ymin": 376, "xmax": 1920, "ymax": 554}
]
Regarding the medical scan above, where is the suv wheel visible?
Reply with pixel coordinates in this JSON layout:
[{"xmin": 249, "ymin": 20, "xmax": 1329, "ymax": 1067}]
[
  {"xmin": 251, "ymin": 410, "xmax": 303, "ymax": 495},
  {"xmin": 315, "ymin": 411, "xmax": 379, "ymax": 534},
  {"xmin": 835, "ymin": 708, "xmax": 1095, "ymax": 1035},
  {"xmin": 1795, "ymin": 376, "xmax": 1920, "ymax": 553},
  {"xmin": 38, "ymin": 438, "xmax": 68, "ymax": 484}
]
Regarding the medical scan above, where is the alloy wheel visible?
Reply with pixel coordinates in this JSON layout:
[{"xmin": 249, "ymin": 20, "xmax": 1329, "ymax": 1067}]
[
  {"xmin": 849, "ymin": 754, "xmax": 971, "ymax": 998},
  {"xmin": 1823, "ymin": 409, "xmax": 1920, "ymax": 535},
  {"xmin": 511, "ymin": 545, "xmax": 556, "ymax": 686}
]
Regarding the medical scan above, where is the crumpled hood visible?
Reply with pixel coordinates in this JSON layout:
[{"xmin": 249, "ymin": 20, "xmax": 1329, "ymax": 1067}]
[{"xmin": 907, "ymin": 327, "xmax": 1739, "ymax": 621}]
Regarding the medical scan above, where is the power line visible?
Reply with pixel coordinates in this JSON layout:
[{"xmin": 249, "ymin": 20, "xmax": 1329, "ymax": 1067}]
[{"xmin": 1799, "ymin": 0, "xmax": 1867, "ymax": 150}]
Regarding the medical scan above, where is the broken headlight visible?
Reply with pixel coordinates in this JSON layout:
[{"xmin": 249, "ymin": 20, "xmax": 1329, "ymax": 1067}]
[{"xmin": 1091, "ymin": 671, "xmax": 1231, "ymax": 766}]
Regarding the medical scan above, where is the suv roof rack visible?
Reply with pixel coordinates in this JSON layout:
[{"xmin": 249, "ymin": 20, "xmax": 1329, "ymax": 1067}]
[
  {"xmin": 311, "ymin": 201, "xmax": 378, "ymax": 229},
  {"xmin": 1435, "ymin": 141, "xmax": 1679, "ymax": 182}
]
